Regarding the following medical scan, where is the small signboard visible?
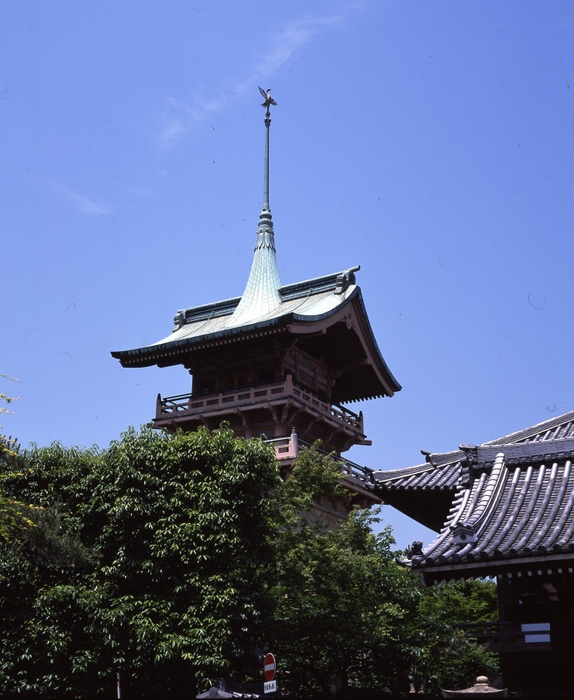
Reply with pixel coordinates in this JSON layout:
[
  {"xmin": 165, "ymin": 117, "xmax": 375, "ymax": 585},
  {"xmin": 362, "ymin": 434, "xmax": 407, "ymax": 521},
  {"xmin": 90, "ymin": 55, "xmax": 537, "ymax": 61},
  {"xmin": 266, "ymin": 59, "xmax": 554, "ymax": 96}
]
[{"xmin": 263, "ymin": 652, "xmax": 276, "ymax": 693}]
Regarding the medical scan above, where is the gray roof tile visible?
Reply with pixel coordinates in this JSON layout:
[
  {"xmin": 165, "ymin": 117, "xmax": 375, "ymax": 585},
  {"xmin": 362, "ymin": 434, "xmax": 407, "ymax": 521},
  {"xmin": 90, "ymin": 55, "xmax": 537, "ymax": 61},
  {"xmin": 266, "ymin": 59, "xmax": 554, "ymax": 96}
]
[
  {"xmin": 374, "ymin": 411, "xmax": 574, "ymax": 494},
  {"xmin": 400, "ymin": 411, "xmax": 574, "ymax": 575}
]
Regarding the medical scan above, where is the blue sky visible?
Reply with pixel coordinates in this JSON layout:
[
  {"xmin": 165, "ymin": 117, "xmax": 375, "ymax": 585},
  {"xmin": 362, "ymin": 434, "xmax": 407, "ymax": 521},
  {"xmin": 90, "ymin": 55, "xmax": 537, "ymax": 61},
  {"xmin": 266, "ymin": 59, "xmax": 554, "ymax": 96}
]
[{"xmin": 2, "ymin": 1, "xmax": 573, "ymax": 548}]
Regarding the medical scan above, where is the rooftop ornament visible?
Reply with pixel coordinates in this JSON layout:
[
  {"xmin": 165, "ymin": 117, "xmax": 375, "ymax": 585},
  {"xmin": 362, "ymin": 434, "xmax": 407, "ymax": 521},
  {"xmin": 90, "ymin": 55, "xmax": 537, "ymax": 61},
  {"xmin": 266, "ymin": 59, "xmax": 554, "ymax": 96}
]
[{"xmin": 230, "ymin": 87, "xmax": 282, "ymax": 325}]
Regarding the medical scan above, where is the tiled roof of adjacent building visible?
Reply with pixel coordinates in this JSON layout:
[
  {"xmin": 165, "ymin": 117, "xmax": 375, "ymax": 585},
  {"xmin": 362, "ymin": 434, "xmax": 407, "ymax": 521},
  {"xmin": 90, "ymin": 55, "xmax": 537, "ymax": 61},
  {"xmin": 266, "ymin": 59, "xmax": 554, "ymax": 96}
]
[
  {"xmin": 372, "ymin": 412, "xmax": 574, "ymax": 532},
  {"xmin": 373, "ymin": 452, "xmax": 462, "ymax": 493},
  {"xmin": 382, "ymin": 411, "xmax": 574, "ymax": 581}
]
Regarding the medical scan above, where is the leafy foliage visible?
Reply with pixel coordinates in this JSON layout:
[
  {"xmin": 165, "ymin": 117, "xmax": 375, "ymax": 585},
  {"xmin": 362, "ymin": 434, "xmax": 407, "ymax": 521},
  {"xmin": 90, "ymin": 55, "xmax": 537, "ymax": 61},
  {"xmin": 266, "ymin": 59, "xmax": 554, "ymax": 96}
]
[
  {"xmin": 0, "ymin": 375, "xmax": 31, "ymax": 541},
  {"xmin": 0, "ymin": 433, "xmax": 498, "ymax": 698},
  {"xmin": 0, "ymin": 374, "xmax": 19, "ymax": 417},
  {"xmin": 410, "ymin": 579, "xmax": 499, "ymax": 692},
  {"xmin": 268, "ymin": 444, "xmax": 498, "ymax": 696},
  {"xmin": 0, "ymin": 426, "xmax": 278, "ymax": 699},
  {"xmin": 270, "ymin": 507, "xmax": 417, "ymax": 695},
  {"xmin": 0, "ymin": 374, "xmax": 19, "ymax": 456}
]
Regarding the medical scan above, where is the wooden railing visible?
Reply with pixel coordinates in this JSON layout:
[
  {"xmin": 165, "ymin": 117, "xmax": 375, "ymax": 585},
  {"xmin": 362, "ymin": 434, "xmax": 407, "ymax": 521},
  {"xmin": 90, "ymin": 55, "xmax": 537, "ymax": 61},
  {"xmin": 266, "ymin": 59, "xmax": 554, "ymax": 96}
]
[
  {"xmin": 156, "ymin": 375, "xmax": 364, "ymax": 433},
  {"xmin": 264, "ymin": 434, "xmax": 373, "ymax": 487}
]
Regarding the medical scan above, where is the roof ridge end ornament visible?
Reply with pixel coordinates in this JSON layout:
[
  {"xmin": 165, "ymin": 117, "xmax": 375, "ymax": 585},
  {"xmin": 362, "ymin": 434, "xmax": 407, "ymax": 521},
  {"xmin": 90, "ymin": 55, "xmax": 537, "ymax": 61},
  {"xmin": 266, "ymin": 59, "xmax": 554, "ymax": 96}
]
[{"xmin": 334, "ymin": 265, "xmax": 361, "ymax": 295}]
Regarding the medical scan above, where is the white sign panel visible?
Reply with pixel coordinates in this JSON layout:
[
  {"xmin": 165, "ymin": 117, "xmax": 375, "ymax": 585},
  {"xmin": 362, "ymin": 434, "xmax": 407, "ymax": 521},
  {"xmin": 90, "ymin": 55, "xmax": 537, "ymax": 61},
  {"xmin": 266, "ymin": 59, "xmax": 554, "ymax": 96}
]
[{"xmin": 264, "ymin": 680, "xmax": 277, "ymax": 693}]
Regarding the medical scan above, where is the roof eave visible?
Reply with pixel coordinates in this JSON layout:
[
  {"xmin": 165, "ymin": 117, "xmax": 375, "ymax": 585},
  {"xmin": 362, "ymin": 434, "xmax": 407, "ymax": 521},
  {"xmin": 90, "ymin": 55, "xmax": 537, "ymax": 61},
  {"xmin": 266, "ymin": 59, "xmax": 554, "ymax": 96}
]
[
  {"xmin": 415, "ymin": 550, "xmax": 574, "ymax": 581},
  {"xmin": 111, "ymin": 298, "xmax": 352, "ymax": 367}
]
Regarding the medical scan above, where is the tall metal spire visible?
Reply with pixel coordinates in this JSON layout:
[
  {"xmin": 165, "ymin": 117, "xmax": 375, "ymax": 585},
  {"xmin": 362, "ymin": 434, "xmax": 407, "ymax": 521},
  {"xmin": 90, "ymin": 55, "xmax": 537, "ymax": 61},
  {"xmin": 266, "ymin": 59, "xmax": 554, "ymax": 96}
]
[{"xmin": 230, "ymin": 88, "xmax": 282, "ymax": 324}]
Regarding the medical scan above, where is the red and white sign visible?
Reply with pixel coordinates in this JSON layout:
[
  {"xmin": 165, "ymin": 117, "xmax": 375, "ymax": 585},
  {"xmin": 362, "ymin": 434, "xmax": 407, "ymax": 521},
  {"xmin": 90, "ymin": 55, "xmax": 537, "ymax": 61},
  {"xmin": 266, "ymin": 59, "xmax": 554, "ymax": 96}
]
[{"xmin": 263, "ymin": 653, "xmax": 276, "ymax": 682}]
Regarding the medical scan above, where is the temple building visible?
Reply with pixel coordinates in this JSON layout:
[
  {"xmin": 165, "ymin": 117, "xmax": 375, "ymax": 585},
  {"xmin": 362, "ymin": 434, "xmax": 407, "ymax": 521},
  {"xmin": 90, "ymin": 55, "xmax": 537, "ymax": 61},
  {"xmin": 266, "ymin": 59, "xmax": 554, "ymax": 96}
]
[
  {"xmin": 112, "ymin": 90, "xmax": 400, "ymax": 517},
  {"xmin": 374, "ymin": 410, "xmax": 574, "ymax": 697}
]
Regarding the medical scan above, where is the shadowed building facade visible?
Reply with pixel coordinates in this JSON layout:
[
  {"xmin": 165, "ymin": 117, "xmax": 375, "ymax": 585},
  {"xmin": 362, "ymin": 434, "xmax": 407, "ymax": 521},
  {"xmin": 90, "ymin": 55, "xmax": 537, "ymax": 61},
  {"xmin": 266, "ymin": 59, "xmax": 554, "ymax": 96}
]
[
  {"xmin": 374, "ymin": 410, "xmax": 574, "ymax": 697},
  {"xmin": 112, "ymin": 93, "xmax": 400, "ymax": 520}
]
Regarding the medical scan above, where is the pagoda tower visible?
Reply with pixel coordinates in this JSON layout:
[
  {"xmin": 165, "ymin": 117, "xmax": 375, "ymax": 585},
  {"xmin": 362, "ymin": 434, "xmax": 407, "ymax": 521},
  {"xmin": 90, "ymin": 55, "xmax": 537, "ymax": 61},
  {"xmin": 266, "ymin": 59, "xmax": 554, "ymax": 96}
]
[{"xmin": 112, "ymin": 89, "xmax": 400, "ymax": 516}]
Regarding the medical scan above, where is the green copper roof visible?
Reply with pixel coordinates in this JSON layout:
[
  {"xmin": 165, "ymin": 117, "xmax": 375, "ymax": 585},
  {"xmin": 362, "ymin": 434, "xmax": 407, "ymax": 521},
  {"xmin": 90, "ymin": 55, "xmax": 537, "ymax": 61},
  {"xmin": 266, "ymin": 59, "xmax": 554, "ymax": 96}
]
[
  {"xmin": 147, "ymin": 269, "xmax": 361, "ymax": 350},
  {"xmin": 111, "ymin": 267, "xmax": 402, "ymax": 401}
]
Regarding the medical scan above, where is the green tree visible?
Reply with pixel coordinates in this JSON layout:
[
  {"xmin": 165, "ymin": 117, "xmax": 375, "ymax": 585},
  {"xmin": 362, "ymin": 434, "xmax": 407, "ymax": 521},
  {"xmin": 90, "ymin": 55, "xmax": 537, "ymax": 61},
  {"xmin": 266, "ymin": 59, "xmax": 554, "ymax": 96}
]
[
  {"xmin": 266, "ymin": 444, "xmax": 499, "ymax": 697},
  {"xmin": 270, "ymin": 508, "xmax": 420, "ymax": 695},
  {"xmin": 0, "ymin": 433, "xmax": 498, "ymax": 698},
  {"xmin": 0, "ymin": 375, "xmax": 29, "ymax": 541},
  {"xmin": 0, "ymin": 426, "xmax": 279, "ymax": 699},
  {"xmin": 0, "ymin": 374, "xmax": 19, "ymax": 457},
  {"xmin": 409, "ymin": 579, "xmax": 499, "ymax": 693},
  {"xmin": 267, "ymin": 446, "xmax": 416, "ymax": 696}
]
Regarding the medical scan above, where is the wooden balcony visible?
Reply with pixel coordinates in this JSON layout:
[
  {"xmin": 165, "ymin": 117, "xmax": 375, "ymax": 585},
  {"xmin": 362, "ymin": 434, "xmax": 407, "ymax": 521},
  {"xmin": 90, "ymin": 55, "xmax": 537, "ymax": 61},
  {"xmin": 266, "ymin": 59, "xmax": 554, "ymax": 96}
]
[
  {"xmin": 266, "ymin": 433, "xmax": 373, "ymax": 485},
  {"xmin": 154, "ymin": 374, "xmax": 365, "ymax": 435},
  {"xmin": 265, "ymin": 432, "xmax": 380, "ymax": 515}
]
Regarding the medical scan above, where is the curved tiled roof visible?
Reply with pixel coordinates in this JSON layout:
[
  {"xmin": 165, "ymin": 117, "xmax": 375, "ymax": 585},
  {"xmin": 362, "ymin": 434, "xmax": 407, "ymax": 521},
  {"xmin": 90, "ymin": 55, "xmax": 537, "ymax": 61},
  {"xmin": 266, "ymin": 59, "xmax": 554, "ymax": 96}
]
[
  {"xmin": 374, "ymin": 412, "xmax": 574, "ymax": 494},
  {"xmin": 112, "ymin": 269, "xmax": 359, "ymax": 360},
  {"xmin": 111, "ymin": 268, "xmax": 401, "ymax": 402},
  {"xmin": 373, "ymin": 457, "xmax": 461, "ymax": 492},
  {"xmin": 393, "ymin": 411, "xmax": 574, "ymax": 580}
]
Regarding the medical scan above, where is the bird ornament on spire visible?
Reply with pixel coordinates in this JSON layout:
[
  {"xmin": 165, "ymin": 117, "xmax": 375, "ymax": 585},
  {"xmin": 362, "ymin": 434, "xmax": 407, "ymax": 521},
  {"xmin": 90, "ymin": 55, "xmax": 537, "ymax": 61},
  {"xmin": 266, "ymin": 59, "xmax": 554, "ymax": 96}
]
[
  {"xmin": 259, "ymin": 86, "xmax": 277, "ymax": 128},
  {"xmin": 258, "ymin": 86, "xmax": 277, "ymax": 109}
]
